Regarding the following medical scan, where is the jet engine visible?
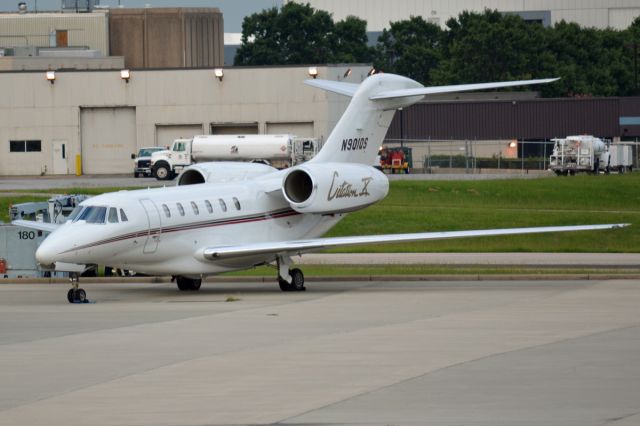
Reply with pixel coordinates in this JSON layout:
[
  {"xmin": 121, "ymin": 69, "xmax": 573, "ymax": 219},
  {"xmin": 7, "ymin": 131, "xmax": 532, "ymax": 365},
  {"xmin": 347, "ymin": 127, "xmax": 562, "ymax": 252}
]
[
  {"xmin": 178, "ymin": 162, "xmax": 278, "ymax": 186},
  {"xmin": 282, "ymin": 162, "xmax": 389, "ymax": 214}
]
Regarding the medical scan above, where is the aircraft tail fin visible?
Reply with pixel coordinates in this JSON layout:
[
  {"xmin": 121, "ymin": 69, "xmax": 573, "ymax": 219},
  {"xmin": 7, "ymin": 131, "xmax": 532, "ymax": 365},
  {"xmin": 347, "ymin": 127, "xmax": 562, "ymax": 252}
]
[{"xmin": 307, "ymin": 74, "xmax": 558, "ymax": 165}]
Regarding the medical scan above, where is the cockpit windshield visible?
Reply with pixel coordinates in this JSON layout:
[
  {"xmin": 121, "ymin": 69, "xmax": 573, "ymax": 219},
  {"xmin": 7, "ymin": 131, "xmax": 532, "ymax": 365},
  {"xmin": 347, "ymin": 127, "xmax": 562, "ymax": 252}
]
[
  {"xmin": 77, "ymin": 206, "xmax": 107, "ymax": 224},
  {"xmin": 67, "ymin": 206, "xmax": 84, "ymax": 222}
]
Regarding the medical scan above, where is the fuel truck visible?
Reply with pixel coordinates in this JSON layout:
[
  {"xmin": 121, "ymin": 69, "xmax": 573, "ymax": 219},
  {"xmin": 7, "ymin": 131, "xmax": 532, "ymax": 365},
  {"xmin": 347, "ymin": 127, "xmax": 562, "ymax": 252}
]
[
  {"xmin": 150, "ymin": 134, "xmax": 319, "ymax": 180},
  {"xmin": 549, "ymin": 135, "xmax": 633, "ymax": 175}
]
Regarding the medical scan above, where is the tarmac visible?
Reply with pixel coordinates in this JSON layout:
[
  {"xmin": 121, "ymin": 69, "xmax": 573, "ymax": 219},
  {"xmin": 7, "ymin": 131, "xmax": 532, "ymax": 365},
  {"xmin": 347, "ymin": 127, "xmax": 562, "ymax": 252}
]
[{"xmin": 0, "ymin": 278, "xmax": 639, "ymax": 426}]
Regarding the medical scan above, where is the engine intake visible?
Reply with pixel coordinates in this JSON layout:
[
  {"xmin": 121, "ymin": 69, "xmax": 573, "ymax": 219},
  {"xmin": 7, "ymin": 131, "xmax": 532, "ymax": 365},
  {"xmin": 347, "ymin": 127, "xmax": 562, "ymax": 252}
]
[
  {"xmin": 177, "ymin": 162, "xmax": 277, "ymax": 186},
  {"xmin": 283, "ymin": 169, "xmax": 314, "ymax": 203},
  {"xmin": 282, "ymin": 162, "xmax": 389, "ymax": 214}
]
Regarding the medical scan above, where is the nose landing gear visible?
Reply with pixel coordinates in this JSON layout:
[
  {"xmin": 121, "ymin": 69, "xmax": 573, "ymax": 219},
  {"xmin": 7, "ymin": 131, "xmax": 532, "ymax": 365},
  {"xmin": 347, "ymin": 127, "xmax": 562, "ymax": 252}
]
[{"xmin": 67, "ymin": 273, "xmax": 89, "ymax": 303}]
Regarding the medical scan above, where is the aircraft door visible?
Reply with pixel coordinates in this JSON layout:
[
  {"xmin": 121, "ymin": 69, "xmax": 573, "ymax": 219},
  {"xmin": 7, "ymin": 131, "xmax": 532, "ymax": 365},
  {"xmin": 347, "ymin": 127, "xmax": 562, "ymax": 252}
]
[{"xmin": 139, "ymin": 199, "xmax": 162, "ymax": 254}]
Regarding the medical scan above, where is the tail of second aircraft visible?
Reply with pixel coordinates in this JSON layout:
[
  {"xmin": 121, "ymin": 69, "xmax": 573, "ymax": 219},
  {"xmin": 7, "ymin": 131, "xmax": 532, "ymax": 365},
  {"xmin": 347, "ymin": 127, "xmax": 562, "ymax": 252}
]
[{"xmin": 306, "ymin": 74, "xmax": 558, "ymax": 166}]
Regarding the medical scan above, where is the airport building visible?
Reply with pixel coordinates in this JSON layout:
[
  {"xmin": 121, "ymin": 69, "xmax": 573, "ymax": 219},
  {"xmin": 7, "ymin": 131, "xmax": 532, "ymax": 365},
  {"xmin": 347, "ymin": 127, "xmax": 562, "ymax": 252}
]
[
  {"xmin": 0, "ymin": 65, "xmax": 364, "ymax": 176},
  {"xmin": 0, "ymin": 3, "xmax": 639, "ymax": 176}
]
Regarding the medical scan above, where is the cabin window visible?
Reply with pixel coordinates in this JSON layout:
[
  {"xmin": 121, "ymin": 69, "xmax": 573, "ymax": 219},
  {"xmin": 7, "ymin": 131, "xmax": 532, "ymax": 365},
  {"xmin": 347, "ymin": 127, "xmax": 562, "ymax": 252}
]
[
  {"xmin": 218, "ymin": 199, "xmax": 227, "ymax": 212},
  {"xmin": 162, "ymin": 204, "xmax": 171, "ymax": 218},
  {"xmin": 177, "ymin": 202, "xmax": 185, "ymax": 216},
  {"xmin": 78, "ymin": 206, "xmax": 107, "ymax": 224},
  {"xmin": 108, "ymin": 207, "xmax": 119, "ymax": 223},
  {"xmin": 191, "ymin": 201, "xmax": 199, "ymax": 215},
  {"xmin": 120, "ymin": 209, "xmax": 128, "ymax": 222},
  {"xmin": 232, "ymin": 197, "xmax": 241, "ymax": 210},
  {"xmin": 205, "ymin": 200, "xmax": 213, "ymax": 213}
]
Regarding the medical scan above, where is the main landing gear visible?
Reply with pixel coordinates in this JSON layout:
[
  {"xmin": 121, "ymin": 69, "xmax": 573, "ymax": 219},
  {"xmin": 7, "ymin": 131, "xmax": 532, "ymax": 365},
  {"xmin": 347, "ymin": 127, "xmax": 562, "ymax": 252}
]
[
  {"xmin": 174, "ymin": 275, "xmax": 202, "ymax": 291},
  {"xmin": 67, "ymin": 273, "xmax": 88, "ymax": 303},
  {"xmin": 277, "ymin": 256, "xmax": 305, "ymax": 292}
]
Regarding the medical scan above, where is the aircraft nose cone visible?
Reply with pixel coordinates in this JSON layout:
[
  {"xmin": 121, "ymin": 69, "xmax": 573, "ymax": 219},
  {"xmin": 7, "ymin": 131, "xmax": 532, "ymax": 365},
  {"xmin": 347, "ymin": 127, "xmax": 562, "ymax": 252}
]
[{"xmin": 35, "ymin": 240, "xmax": 57, "ymax": 267}]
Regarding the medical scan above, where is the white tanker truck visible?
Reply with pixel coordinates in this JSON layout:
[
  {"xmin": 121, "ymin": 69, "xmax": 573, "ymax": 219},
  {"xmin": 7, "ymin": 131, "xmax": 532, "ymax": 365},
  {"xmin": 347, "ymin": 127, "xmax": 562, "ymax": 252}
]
[
  {"xmin": 549, "ymin": 135, "xmax": 633, "ymax": 175},
  {"xmin": 150, "ymin": 134, "xmax": 319, "ymax": 180}
]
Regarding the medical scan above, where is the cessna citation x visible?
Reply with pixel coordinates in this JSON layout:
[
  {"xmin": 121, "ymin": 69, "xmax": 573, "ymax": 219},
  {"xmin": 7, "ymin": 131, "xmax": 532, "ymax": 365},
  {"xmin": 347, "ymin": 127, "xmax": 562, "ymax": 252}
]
[{"xmin": 14, "ymin": 73, "xmax": 627, "ymax": 302}]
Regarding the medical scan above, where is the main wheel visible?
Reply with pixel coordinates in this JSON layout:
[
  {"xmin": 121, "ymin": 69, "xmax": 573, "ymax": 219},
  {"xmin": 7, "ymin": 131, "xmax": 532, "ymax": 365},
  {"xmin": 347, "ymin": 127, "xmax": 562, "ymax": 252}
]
[
  {"xmin": 134, "ymin": 172, "xmax": 140, "ymax": 178},
  {"xmin": 289, "ymin": 268, "xmax": 305, "ymax": 291},
  {"xmin": 279, "ymin": 278, "xmax": 293, "ymax": 292},
  {"xmin": 176, "ymin": 276, "xmax": 202, "ymax": 291}
]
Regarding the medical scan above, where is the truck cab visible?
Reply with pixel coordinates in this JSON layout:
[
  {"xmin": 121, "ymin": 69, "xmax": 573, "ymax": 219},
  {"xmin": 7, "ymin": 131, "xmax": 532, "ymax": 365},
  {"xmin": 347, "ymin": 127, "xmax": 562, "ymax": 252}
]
[
  {"xmin": 150, "ymin": 139, "xmax": 193, "ymax": 180},
  {"xmin": 132, "ymin": 146, "xmax": 165, "ymax": 178}
]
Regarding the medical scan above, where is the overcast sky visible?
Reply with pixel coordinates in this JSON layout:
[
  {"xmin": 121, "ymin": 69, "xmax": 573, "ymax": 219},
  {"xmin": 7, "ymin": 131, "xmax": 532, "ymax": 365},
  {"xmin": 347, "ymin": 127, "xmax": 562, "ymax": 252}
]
[{"xmin": 0, "ymin": 0, "xmax": 283, "ymax": 32}]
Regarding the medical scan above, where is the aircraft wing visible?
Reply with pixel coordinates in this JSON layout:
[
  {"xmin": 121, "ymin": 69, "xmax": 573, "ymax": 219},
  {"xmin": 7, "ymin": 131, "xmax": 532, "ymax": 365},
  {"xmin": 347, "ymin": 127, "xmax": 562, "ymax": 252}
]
[
  {"xmin": 369, "ymin": 78, "xmax": 559, "ymax": 100},
  {"xmin": 12, "ymin": 220, "xmax": 60, "ymax": 233},
  {"xmin": 200, "ymin": 223, "xmax": 628, "ymax": 261}
]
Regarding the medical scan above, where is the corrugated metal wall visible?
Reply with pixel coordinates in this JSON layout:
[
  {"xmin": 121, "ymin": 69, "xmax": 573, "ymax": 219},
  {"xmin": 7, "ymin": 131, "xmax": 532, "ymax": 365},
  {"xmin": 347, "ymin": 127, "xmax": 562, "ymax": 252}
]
[
  {"xmin": 109, "ymin": 8, "xmax": 224, "ymax": 69},
  {"xmin": 386, "ymin": 97, "xmax": 640, "ymax": 140},
  {"xmin": 0, "ymin": 13, "xmax": 109, "ymax": 55},
  {"xmin": 184, "ymin": 11, "xmax": 223, "ymax": 68}
]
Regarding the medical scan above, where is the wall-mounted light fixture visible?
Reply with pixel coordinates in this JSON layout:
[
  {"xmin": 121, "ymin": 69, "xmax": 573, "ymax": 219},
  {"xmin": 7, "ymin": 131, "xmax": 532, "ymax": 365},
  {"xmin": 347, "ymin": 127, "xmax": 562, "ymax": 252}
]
[
  {"xmin": 214, "ymin": 68, "xmax": 224, "ymax": 81},
  {"xmin": 343, "ymin": 68, "xmax": 352, "ymax": 78},
  {"xmin": 308, "ymin": 66, "xmax": 318, "ymax": 79},
  {"xmin": 46, "ymin": 70, "xmax": 56, "ymax": 84},
  {"xmin": 509, "ymin": 141, "xmax": 517, "ymax": 148},
  {"xmin": 120, "ymin": 69, "xmax": 131, "ymax": 83}
]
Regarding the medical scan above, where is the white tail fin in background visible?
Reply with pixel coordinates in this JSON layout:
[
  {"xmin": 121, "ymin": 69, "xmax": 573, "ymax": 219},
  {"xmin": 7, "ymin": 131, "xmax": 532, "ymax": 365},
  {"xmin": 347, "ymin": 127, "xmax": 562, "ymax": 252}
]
[{"xmin": 306, "ymin": 74, "xmax": 558, "ymax": 165}]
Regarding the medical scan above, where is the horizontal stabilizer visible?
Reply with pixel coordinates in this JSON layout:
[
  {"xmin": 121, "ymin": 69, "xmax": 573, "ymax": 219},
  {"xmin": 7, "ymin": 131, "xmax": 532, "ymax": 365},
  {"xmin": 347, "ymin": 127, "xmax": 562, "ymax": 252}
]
[
  {"xmin": 304, "ymin": 79, "xmax": 360, "ymax": 97},
  {"xmin": 12, "ymin": 220, "xmax": 59, "ymax": 233},
  {"xmin": 370, "ymin": 78, "xmax": 559, "ymax": 100},
  {"xmin": 200, "ymin": 223, "xmax": 627, "ymax": 261}
]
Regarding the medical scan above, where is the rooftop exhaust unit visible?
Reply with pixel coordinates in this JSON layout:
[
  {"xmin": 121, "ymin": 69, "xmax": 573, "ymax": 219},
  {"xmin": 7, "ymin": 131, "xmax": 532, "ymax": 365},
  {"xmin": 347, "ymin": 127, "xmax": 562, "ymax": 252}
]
[{"xmin": 61, "ymin": 0, "xmax": 100, "ymax": 12}]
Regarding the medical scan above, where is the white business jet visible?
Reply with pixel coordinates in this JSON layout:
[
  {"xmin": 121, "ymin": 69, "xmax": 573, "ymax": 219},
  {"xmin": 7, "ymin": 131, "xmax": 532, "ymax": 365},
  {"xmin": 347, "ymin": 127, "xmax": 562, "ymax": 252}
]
[{"xmin": 14, "ymin": 73, "xmax": 627, "ymax": 303}]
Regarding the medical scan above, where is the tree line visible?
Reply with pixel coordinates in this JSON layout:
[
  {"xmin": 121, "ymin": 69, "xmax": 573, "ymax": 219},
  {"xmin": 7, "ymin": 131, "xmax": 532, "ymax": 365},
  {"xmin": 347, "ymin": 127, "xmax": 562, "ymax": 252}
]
[{"xmin": 234, "ymin": 3, "xmax": 640, "ymax": 98}]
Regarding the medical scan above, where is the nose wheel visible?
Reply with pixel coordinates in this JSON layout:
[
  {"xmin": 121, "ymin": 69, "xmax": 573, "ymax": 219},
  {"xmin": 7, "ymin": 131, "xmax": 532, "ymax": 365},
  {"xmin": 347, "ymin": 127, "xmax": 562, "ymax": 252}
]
[{"xmin": 67, "ymin": 273, "xmax": 89, "ymax": 303}]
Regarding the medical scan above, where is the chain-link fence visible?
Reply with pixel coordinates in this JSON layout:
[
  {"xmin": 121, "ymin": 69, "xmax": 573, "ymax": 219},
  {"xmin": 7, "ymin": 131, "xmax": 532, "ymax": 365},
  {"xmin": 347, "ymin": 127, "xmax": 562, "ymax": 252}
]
[{"xmin": 381, "ymin": 138, "xmax": 640, "ymax": 174}]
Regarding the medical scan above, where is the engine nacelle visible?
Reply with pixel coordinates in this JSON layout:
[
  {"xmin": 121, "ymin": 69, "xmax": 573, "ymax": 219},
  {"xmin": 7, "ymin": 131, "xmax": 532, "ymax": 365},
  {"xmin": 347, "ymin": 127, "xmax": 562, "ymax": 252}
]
[
  {"xmin": 178, "ymin": 162, "xmax": 277, "ymax": 186},
  {"xmin": 282, "ymin": 162, "xmax": 389, "ymax": 214}
]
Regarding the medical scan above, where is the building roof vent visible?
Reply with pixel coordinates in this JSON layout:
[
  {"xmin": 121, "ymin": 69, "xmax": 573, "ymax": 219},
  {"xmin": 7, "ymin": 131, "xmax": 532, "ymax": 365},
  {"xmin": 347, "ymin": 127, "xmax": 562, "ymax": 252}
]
[{"xmin": 61, "ymin": 0, "xmax": 101, "ymax": 13}]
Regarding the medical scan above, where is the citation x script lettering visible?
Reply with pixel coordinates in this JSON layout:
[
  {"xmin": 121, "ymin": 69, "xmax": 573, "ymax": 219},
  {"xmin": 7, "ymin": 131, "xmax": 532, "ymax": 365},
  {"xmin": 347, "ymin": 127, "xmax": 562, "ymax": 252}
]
[
  {"xmin": 327, "ymin": 172, "xmax": 372, "ymax": 201},
  {"xmin": 13, "ymin": 73, "xmax": 628, "ymax": 303}
]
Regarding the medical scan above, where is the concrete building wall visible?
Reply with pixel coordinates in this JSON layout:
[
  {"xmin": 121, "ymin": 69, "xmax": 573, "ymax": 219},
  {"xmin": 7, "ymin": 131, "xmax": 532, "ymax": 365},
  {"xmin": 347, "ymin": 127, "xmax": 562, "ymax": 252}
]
[
  {"xmin": 0, "ymin": 65, "xmax": 366, "ymax": 176},
  {"xmin": 0, "ymin": 12, "xmax": 109, "ymax": 54},
  {"xmin": 109, "ymin": 8, "xmax": 224, "ymax": 69},
  {"xmin": 291, "ymin": 0, "xmax": 640, "ymax": 30}
]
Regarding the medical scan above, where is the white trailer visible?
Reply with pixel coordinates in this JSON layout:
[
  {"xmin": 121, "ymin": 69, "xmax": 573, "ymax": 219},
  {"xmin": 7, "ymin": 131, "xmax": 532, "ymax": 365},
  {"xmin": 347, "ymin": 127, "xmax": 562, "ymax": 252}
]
[
  {"xmin": 608, "ymin": 143, "xmax": 634, "ymax": 173},
  {"xmin": 549, "ymin": 135, "xmax": 634, "ymax": 175},
  {"xmin": 150, "ymin": 134, "xmax": 320, "ymax": 180}
]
